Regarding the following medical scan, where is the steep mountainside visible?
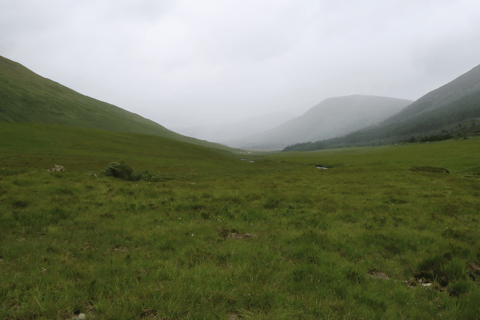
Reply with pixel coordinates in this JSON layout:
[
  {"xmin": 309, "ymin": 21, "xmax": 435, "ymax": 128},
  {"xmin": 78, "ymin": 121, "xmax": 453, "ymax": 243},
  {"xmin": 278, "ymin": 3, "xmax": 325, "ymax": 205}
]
[
  {"xmin": 231, "ymin": 95, "xmax": 412, "ymax": 150},
  {"xmin": 284, "ymin": 64, "xmax": 480, "ymax": 151},
  {"xmin": 380, "ymin": 64, "xmax": 480, "ymax": 126},
  {"xmin": 0, "ymin": 55, "xmax": 232, "ymax": 151}
]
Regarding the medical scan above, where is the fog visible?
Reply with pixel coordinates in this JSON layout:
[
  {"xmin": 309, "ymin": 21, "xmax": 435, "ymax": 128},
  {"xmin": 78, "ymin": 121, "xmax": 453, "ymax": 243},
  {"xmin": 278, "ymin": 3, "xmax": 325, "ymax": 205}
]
[{"xmin": 2, "ymin": 0, "xmax": 480, "ymax": 128}]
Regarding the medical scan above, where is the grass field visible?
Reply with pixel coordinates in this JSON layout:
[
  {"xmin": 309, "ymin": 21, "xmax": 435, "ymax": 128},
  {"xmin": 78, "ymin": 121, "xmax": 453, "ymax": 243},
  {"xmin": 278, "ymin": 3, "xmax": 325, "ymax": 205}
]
[{"xmin": 1, "ymin": 122, "xmax": 479, "ymax": 319}]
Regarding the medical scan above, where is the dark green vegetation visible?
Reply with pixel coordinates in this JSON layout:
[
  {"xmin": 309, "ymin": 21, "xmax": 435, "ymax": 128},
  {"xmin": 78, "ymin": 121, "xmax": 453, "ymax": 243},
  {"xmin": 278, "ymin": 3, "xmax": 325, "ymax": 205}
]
[
  {"xmin": 102, "ymin": 161, "xmax": 163, "ymax": 182},
  {"xmin": 285, "ymin": 64, "xmax": 480, "ymax": 151},
  {"xmin": 0, "ymin": 55, "xmax": 232, "ymax": 151},
  {"xmin": 1, "ymin": 122, "xmax": 479, "ymax": 319}
]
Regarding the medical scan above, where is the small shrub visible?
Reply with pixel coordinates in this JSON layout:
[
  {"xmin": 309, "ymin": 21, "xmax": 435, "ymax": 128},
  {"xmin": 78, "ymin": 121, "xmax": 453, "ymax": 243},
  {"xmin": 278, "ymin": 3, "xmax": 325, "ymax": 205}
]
[
  {"xmin": 102, "ymin": 162, "xmax": 162, "ymax": 182},
  {"xmin": 102, "ymin": 161, "xmax": 137, "ymax": 181}
]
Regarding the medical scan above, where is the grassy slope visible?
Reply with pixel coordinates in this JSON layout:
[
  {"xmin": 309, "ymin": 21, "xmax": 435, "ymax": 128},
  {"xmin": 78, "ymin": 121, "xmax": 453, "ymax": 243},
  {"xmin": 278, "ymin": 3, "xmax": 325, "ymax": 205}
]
[
  {"xmin": 382, "ymin": 64, "xmax": 480, "ymax": 124},
  {"xmin": 0, "ymin": 55, "xmax": 233, "ymax": 152},
  {"xmin": 1, "ymin": 123, "xmax": 480, "ymax": 319}
]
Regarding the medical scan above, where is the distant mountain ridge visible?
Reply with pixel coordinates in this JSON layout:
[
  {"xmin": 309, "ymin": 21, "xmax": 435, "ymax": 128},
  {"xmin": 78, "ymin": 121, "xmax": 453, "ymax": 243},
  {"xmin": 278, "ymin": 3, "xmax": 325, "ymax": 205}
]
[
  {"xmin": 285, "ymin": 63, "xmax": 480, "ymax": 151},
  {"xmin": 229, "ymin": 95, "xmax": 412, "ymax": 150},
  {"xmin": 0, "ymin": 55, "xmax": 232, "ymax": 151}
]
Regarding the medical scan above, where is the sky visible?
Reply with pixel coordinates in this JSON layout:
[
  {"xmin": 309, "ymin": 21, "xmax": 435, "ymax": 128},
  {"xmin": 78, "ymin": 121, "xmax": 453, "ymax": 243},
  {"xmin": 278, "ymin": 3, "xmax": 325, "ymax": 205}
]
[{"xmin": 2, "ymin": 0, "xmax": 480, "ymax": 128}]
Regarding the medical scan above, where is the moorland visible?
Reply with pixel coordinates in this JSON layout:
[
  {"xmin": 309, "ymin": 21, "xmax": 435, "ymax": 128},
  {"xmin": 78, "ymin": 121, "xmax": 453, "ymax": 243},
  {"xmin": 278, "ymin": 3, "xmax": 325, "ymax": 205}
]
[{"xmin": 1, "ymin": 122, "xmax": 479, "ymax": 319}]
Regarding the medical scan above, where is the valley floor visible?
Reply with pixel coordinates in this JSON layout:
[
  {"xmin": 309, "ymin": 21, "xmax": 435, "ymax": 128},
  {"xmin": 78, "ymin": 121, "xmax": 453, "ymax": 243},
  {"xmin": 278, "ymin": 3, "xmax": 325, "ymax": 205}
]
[{"xmin": 1, "ymin": 123, "xmax": 479, "ymax": 319}]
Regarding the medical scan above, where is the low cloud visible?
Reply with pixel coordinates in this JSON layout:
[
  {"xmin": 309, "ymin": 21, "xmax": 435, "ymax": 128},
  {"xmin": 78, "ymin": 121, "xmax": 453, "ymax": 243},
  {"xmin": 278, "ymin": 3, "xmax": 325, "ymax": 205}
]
[{"xmin": 2, "ymin": 0, "xmax": 480, "ymax": 126}]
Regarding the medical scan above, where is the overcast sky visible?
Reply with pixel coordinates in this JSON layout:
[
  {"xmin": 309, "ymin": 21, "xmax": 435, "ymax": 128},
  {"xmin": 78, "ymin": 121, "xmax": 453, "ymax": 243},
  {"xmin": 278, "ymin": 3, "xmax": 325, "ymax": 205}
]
[{"xmin": 2, "ymin": 0, "xmax": 480, "ymax": 127}]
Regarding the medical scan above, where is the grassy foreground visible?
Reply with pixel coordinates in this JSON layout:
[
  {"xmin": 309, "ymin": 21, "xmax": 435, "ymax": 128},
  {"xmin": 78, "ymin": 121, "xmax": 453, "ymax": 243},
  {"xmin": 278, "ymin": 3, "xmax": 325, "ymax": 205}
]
[{"xmin": 0, "ymin": 122, "xmax": 479, "ymax": 319}]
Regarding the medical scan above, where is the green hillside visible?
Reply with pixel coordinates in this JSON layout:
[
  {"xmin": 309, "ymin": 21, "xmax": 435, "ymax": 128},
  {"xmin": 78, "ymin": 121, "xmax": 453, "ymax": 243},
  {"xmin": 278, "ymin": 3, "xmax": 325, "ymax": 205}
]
[
  {"xmin": 285, "ymin": 64, "xmax": 480, "ymax": 151},
  {"xmin": 1, "ymin": 123, "xmax": 479, "ymax": 319},
  {"xmin": 0, "ymin": 122, "xmax": 236, "ymax": 170},
  {"xmin": 0, "ymin": 55, "xmax": 233, "ymax": 151}
]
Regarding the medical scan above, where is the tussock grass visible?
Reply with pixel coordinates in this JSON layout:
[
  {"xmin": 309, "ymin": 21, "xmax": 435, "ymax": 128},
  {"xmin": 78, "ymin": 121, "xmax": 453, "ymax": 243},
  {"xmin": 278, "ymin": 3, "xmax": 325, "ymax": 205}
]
[{"xmin": 0, "ymin": 123, "xmax": 479, "ymax": 319}]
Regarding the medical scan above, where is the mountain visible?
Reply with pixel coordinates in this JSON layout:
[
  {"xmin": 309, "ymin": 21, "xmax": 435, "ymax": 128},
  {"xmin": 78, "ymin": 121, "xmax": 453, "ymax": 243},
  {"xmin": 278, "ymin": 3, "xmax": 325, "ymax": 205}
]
[
  {"xmin": 171, "ymin": 112, "xmax": 296, "ymax": 145},
  {"xmin": 0, "ymin": 55, "xmax": 232, "ymax": 151},
  {"xmin": 376, "ymin": 64, "xmax": 480, "ymax": 129},
  {"xmin": 285, "ymin": 64, "xmax": 480, "ymax": 151},
  {"xmin": 230, "ymin": 95, "xmax": 412, "ymax": 150}
]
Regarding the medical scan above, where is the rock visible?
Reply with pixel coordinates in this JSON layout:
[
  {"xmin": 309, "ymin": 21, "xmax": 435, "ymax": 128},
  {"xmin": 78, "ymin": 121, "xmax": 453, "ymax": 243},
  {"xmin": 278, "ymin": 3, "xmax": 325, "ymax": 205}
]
[
  {"xmin": 48, "ymin": 165, "xmax": 65, "ymax": 172},
  {"xmin": 71, "ymin": 313, "xmax": 86, "ymax": 320}
]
